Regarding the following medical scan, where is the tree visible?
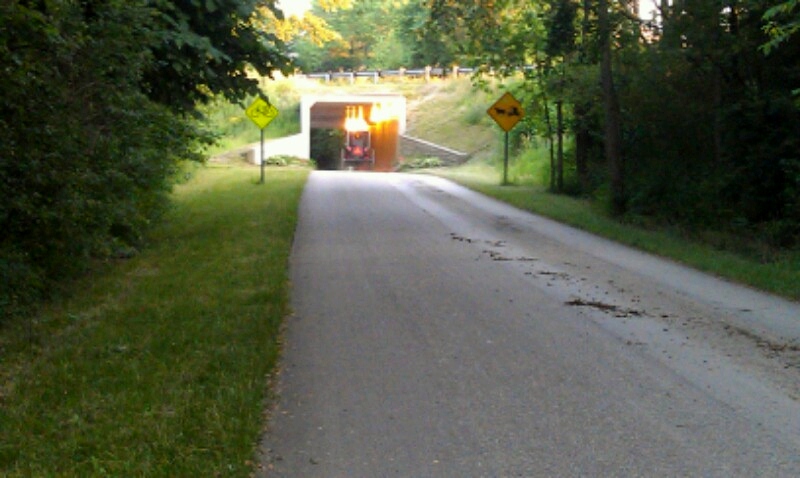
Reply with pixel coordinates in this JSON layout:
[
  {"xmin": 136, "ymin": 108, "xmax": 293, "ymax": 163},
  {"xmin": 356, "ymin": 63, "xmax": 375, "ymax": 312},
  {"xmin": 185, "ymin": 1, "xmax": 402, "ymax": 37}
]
[
  {"xmin": 762, "ymin": 0, "xmax": 800, "ymax": 107},
  {"xmin": 617, "ymin": 1, "xmax": 800, "ymax": 244},
  {"xmin": 545, "ymin": 0, "xmax": 578, "ymax": 192},
  {"xmin": 283, "ymin": 0, "xmax": 406, "ymax": 71},
  {"xmin": 762, "ymin": 0, "xmax": 800, "ymax": 54},
  {"xmin": 427, "ymin": 0, "xmax": 560, "ymax": 185},
  {"xmin": 263, "ymin": 3, "xmax": 342, "ymax": 47},
  {"xmin": 426, "ymin": 0, "xmax": 610, "ymax": 195},
  {"xmin": 1, "ymin": 0, "xmax": 293, "ymax": 320},
  {"xmin": 597, "ymin": 0, "xmax": 625, "ymax": 214},
  {"xmin": 142, "ymin": 0, "xmax": 292, "ymax": 113},
  {"xmin": 397, "ymin": 0, "xmax": 457, "ymax": 67}
]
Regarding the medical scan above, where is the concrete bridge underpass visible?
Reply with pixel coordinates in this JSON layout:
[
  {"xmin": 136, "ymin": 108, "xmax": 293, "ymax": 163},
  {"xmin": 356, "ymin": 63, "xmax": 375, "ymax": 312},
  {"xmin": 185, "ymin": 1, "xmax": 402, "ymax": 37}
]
[
  {"xmin": 300, "ymin": 94, "xmax": 406, "ymax": 172},
  {"xmin": 246, "ymin": 93, "xmax": 468, "ymax": 171}
]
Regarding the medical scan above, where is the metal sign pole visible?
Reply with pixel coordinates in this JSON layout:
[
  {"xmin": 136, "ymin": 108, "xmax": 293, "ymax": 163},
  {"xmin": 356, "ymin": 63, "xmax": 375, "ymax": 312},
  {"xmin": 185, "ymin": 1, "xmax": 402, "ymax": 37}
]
[
  {"xmin": 487, "ymin": 92, "xmax": 524, "ymax": 187},
  {"xmin": 503, "ymin": 131, "xmax": 509, "ymax": 185},
  {"xmin": 260, "ymin": 128, "xmax": 265, "ymax": 184},
  {"xmin": 245, "ymin": 94, "xmax": 279, "ymax": 185}
]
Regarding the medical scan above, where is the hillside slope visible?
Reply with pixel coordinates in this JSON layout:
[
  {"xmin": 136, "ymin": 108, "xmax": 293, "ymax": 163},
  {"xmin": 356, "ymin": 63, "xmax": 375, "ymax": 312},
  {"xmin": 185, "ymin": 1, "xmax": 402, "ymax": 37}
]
[{"xmin": 404, "ymin": 79, "xmax": 500, "ymax": 159}]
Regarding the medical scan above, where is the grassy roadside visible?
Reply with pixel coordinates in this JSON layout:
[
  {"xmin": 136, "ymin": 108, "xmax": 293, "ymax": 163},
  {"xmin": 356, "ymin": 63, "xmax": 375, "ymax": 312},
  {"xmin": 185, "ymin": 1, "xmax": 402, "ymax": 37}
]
[
  {"xmin": 431, "ymin": 165, "xmax": 800, "ymax": 302},
  {"xmin": 0, "ymin": 164, "xmax": 308, "ymax": 476}
]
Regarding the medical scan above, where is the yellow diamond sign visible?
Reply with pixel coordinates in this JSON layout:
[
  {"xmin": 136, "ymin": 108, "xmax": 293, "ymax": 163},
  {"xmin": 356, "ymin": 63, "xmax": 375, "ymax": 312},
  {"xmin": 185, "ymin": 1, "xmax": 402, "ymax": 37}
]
[
  {"xmin": 246, "ymin": 96, "xmax": 279, "ymax": 129},
  {"xmin": 488, "ymin": 92, "xmax": 524, "ymax": 132}
]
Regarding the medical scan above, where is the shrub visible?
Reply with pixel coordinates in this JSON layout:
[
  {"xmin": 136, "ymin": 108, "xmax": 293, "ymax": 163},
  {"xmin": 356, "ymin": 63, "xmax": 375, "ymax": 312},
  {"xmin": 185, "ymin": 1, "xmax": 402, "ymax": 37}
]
[{"xmin": 398, "ymin": 156, "xmax": 444, "ymax": 171}]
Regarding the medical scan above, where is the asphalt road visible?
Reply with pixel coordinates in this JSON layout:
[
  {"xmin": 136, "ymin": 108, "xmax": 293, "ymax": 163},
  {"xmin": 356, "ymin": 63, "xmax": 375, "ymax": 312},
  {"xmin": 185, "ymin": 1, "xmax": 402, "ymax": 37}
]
[{"xmin": 258, "ymin": 171, "xmax": 800, "ymax": 477}]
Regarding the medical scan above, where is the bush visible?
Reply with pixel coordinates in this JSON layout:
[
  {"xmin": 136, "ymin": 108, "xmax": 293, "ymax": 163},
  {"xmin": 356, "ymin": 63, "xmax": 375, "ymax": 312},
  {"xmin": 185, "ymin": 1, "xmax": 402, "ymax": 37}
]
[
  {"xmin": 507, "ymin": 137, "xmax": 552, "ymax": 186},
  {"xmin": 397, "ymin": 156, "xmax": 444, "ymax": 171},
  {"xmin": 265, "ymin": 155, "xmax": 307, "ymax": 167},
  {"xmin": 200, "ymin": 80, "xmax": 302, "ymax": 155},
  {"xmin": 0, "ymin": 2, "xmax": 210, "ymax": 324}
]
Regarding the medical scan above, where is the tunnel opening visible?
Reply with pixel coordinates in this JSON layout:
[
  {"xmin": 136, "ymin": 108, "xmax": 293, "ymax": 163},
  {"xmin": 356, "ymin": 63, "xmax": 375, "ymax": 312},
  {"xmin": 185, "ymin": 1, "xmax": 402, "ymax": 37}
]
[{"xmin": 303, "ymin": 95, "xmax": 406, "ymax": 172}]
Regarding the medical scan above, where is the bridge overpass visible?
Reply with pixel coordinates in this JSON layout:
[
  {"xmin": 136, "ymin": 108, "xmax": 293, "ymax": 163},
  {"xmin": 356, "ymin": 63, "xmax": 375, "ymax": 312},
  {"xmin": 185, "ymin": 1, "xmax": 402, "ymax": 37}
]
[{"xmin": 299, "ymin": 94, "xmax": 406, "ymax": 171}]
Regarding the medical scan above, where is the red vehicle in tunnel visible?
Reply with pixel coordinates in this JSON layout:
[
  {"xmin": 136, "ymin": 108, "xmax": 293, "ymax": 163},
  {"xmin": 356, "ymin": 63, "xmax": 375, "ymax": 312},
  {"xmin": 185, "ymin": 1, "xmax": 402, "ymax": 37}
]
[
  {"xmin": 342, "ymin": 106, "xmax": 374, "ymax": 168},
  {"xmin": 341, "ymin": 129, "xmax": 375, "ymax": 167}
]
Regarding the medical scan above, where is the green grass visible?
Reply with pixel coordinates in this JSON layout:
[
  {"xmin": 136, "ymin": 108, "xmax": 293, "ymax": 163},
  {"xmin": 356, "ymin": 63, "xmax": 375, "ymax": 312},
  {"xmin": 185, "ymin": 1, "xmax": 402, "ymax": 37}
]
[
  {"xmin": 432, "ymin": 165, "xmax": 800, "ymax": 302},
  {"xmin": 0, "ymin": 164, "xmax": 309, "ymax": 476},
  {"xmin": 405, "ymin": 79, "xmax": 499, "ymax": 157}
]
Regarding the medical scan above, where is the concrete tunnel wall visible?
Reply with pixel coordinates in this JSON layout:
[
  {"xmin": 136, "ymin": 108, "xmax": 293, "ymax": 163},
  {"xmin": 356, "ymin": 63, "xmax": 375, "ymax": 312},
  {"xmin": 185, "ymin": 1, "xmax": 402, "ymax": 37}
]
[{"xmin": 300, "ymin": 94, "xmax": 407, "ymax": 171}]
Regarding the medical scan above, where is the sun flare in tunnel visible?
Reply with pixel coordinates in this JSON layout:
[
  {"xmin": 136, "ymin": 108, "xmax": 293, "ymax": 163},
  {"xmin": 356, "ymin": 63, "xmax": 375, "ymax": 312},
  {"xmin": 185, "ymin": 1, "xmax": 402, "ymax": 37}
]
[{"xmin": 344, "ymin": 106, "xmax": 370, "ymax": 133}]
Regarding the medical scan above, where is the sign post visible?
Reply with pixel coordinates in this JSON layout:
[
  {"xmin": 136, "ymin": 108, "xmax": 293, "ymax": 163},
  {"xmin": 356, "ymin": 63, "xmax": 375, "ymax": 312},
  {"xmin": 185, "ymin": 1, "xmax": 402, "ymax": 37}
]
[
  {"xmin": 245, "ymin": 95, "xmax": 279, "ymax": 184},
  {"xmin": 259, "ymin": 128, "xmax": 265, "ymax": 184},
  {"xmin": 487, "ymin": 92, "xmax": 524, "ymax": 185}
]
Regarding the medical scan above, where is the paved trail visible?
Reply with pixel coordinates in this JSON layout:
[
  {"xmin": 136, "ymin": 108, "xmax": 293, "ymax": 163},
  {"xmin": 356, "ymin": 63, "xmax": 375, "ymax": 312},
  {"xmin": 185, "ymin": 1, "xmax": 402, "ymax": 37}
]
[{"xmin": 259, "ymin": 171, "xmax": 800, "ymax": 477}]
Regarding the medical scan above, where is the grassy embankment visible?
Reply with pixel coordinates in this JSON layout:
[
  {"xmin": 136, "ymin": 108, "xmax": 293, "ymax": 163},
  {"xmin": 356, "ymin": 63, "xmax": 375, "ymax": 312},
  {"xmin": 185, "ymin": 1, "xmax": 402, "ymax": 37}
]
[{"xmin": 0, "ymin": 165, "xmax": 308, "ymax": 476}]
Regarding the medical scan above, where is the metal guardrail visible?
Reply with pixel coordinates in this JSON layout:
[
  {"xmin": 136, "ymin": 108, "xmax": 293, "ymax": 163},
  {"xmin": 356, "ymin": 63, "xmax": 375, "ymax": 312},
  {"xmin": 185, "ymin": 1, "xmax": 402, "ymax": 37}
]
[{"xmin": 301, "ymin": 66, "xmax": 479, "ymax": 84}]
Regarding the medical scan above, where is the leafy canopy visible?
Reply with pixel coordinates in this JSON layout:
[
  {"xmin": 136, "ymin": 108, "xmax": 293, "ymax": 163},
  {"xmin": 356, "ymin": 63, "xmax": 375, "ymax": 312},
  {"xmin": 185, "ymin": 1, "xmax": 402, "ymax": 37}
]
[{"xmin": 0, "ymin": 0, "xmax": 292, "ymax": 320}]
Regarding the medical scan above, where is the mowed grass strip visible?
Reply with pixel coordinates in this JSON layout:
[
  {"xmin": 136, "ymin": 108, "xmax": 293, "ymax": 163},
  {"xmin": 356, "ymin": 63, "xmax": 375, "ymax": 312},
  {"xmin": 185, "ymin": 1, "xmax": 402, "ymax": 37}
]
[
  {"xmin": 0, "ymin": 164, "xmax": 308, "ymax": 476},
  {"xmin": 433, "ymin": 166, "xmax": 800, "ymax": 302}
]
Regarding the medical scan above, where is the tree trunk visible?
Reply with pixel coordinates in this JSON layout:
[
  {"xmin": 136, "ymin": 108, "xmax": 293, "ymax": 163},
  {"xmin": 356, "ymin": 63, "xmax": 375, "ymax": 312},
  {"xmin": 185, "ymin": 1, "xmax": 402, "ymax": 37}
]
[
  {"xmin": 544, "ymin": 99, "xmax": 556, "ymax": 192},
  {"xmin": 582, "ymin": 0, "xmax": 591, "ymax": 61},
  {"xmin": 660, "ymin": 0, "xmax": 677, "ymax": 47},
  {"xmin": 598, "ymin": 0, "xmax": 625, "ymax": 214},
  {"xmin": 574, "ymin": 0, "xmax": 592, "ymax": 194},
  {"xmin": 574, "ymin": 103, "xmax": 590, "ymax": 192},
  {"xmin": 537, "ymin": 60, "xmax": 557, "ymax": 192},
  {"xmin": 713, "ymin": 71, "xmax": 723, "ymax": 165},
  {"xmin": 556, "ymin": 99, "xmax": 564, "ymax": 192}
]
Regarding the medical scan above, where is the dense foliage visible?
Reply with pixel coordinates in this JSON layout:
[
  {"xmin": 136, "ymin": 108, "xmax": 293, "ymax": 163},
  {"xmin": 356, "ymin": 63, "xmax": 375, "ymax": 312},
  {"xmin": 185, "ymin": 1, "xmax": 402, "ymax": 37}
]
[
  {"xmin": 0, "ymin": 1, "xmax": 291, "ymax": 321},
  {"xmin": 619, "ymin": 2, "xmax": 800, "ymax": 247},
  {"xmin": 293, "ymin": 0, "xmax": 799, "ymax": 249},
  {"xmin": 286, "ymin": 0, "xmax": 456, "ymax": 71}
]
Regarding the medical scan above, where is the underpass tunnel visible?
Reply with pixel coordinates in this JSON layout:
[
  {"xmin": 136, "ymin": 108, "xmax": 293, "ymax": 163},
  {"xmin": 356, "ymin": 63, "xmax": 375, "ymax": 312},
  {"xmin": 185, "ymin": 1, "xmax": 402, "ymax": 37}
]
[{"xmin": 301, "ymin": 95, "xmax": 406, "ymax": 172}]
